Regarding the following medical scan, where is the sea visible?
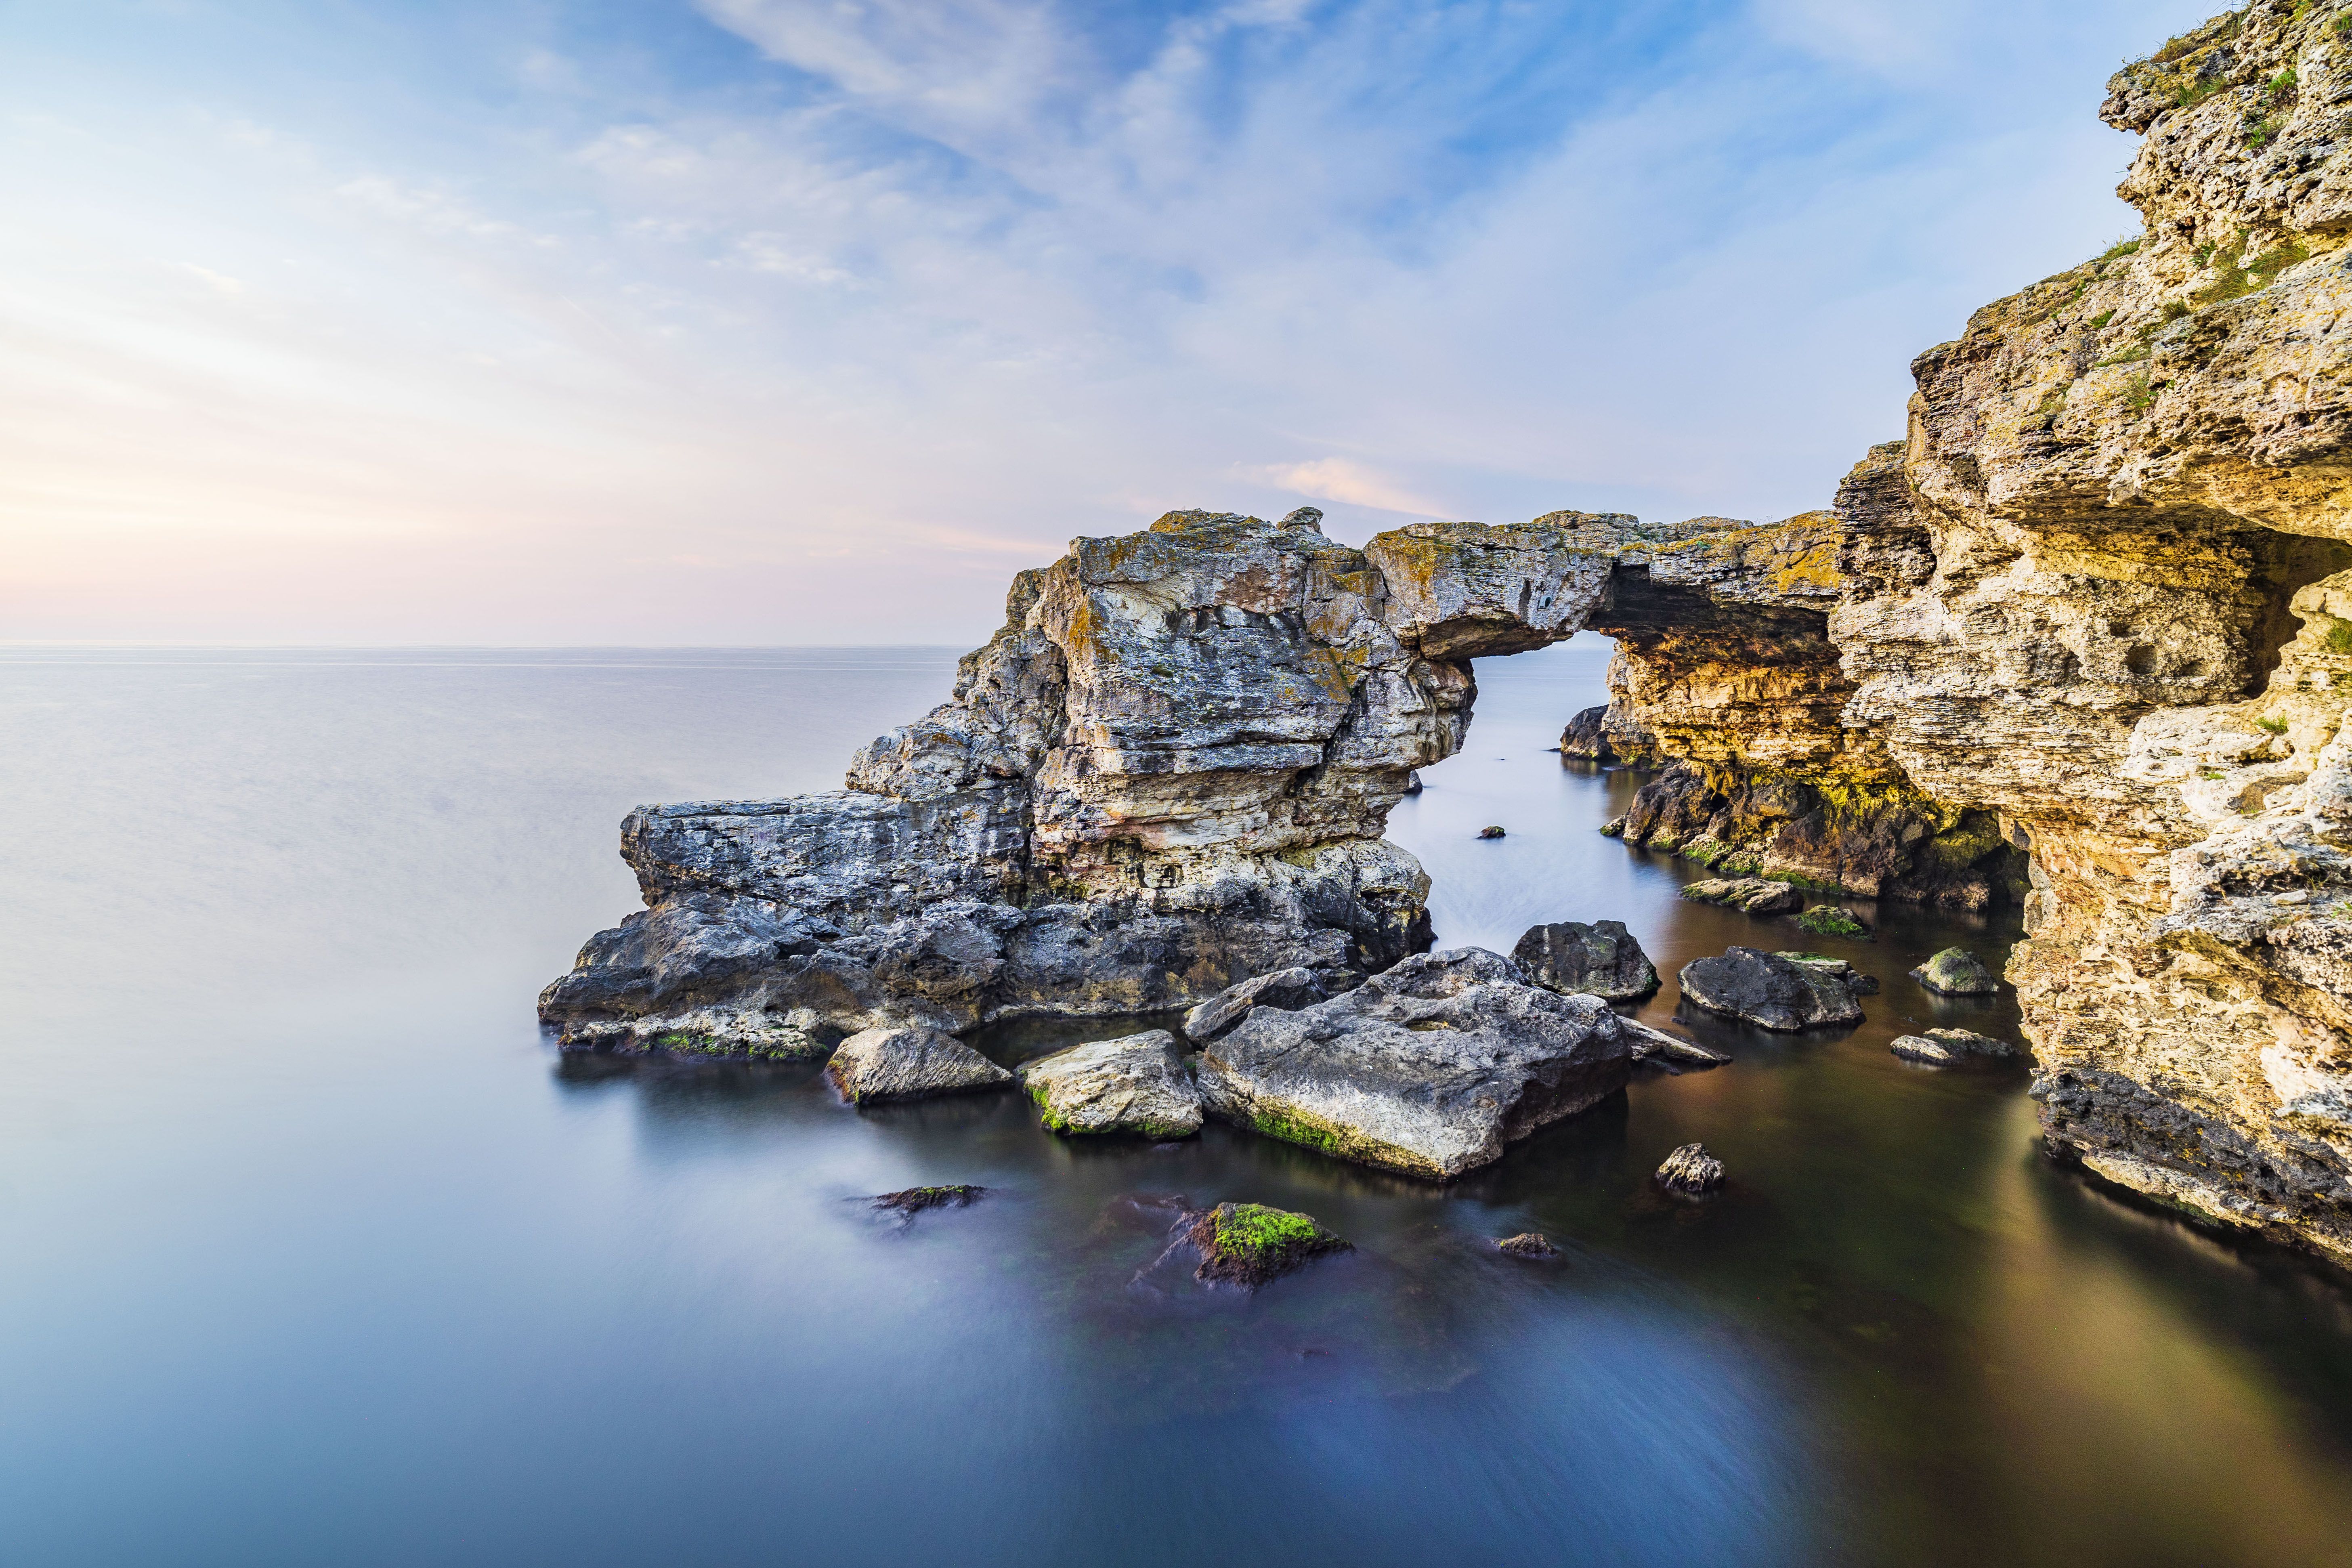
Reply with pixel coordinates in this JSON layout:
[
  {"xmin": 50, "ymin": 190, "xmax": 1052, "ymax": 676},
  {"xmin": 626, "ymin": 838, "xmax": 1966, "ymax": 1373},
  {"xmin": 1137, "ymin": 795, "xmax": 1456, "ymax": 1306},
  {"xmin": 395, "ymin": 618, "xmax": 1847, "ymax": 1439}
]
[{"xmin": 6, "ymin": 640, "xmax": 2352, "ymax": 1566}]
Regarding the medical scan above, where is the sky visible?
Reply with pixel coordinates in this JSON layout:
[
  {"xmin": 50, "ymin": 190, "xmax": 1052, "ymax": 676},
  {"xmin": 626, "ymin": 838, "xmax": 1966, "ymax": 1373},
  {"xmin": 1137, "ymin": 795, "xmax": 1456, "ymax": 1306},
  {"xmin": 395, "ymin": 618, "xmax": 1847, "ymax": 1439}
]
[{"xmin": 1, "ymin": 0, "xmax": 2217, "ymax": 646}]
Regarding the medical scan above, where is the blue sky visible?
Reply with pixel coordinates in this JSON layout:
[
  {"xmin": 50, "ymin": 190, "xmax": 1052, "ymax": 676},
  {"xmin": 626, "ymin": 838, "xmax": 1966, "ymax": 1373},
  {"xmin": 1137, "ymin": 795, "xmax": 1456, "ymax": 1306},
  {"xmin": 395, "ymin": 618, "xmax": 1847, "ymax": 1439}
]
[{"xmin": 2, "ymin": 0, "xmax": 2214, "ymax": 644}]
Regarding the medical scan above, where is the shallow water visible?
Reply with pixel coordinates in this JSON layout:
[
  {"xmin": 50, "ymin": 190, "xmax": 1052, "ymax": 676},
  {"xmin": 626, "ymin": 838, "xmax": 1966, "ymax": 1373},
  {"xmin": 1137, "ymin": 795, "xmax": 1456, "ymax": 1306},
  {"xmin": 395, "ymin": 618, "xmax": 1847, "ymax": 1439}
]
[{"xmin": 5, "ymin": 642, "xmax": 2352, "ymax": 1567}]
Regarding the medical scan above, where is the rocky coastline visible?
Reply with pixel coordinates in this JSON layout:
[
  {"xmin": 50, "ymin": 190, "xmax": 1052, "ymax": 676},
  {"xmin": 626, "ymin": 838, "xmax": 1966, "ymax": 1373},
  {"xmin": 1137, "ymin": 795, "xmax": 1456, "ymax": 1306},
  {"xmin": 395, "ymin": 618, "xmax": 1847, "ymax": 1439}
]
[{"xmin": 543, "ymin": 0, "xmax": 2352, "ymax": 1266}]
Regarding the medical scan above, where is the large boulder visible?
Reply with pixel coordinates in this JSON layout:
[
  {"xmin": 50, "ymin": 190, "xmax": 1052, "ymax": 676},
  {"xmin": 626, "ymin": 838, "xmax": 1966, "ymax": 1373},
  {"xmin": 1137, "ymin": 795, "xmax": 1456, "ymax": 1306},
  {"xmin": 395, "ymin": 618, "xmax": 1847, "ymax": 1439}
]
[
  {"xmin": 1678, "ymin": 946, "xmax": 1864, "ymax": 1031},
  {"xmin": 1911, "ymin": 947, "xmax": 2000, "ymax": 995},
  {"xmin": 1181, "ymin": 967, "xmax": 1327, "ymax": 1043},
  {"xmin": 825, "ymin": 1026, "xmax": 1012, "ymax": 1104},
  {"xmin": 1015, "ymin": 1030, "xmax": 1202, "ymax": 1138},
  {"xmin": 1679, "ymin": 877, "xmax": 1802, "ymax": 915},
  {"xmin": 1194, "ymin": 948, "xmax": 1635, "ymax": 1180},
  {"xmin": 1510, "ymin": 919, "xmax": 1660, "ymax": 1000}
]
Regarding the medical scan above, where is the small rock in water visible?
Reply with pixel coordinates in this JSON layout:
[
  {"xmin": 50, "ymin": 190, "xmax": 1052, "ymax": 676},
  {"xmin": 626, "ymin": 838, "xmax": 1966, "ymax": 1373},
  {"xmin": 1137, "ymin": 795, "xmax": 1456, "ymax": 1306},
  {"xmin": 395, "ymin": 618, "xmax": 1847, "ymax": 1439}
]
[
  {"xmin": 1016, "ymin": 1030, "xmax": 1203, "ymax": 1138},
  {"xmin": 1478, "ymin": 825, "xmax": 1507, "ymax": 840},
  {"xmin": 1892, "ymin": 1027, "xmax": 2018, "ymax": 1066},
  {"xmin": 1655, "ymin": 1143, "xmax": 1725, "ymax": 1195},
  {"xmin": 1188, "ymin": 1201, "xmax": 1350, "ymax": 1288},
  {"xmin": 1403, "ymin": 770, "xmax": 1424, "ymax": 796},
  {"xmin": 1911, "ymin": 947, "xmax": 2000, "ymax": 995},
  {"xmin": 1512, "ymin": 918, "xmax": 1660, "ymax": 1001},
  {"xmin": 872, "ymin": 1184, "xmax": 984, "ymax": 1214},
  {"xmin": 826, "ymin": 1025, "xmax": 1013, "ymax": 1104},
  {"xmin": 1182, "ymin": 966, "xmax": 1326, "ymax": 1043},
  {"xmin": 1679, "ymin": 946, "xmax": 1864, "ymax": 1031},
  {"xmin": 1680, "ymin": 877, "xmax": 1802, "ymax": 916},
  {"xmin": 1797, "ymin": 905, "xmax": 1872, "ymax": 939},
  {"xmin": 1495, "ymin": 1232, "xmax": 1559, "ymax": 1258}
]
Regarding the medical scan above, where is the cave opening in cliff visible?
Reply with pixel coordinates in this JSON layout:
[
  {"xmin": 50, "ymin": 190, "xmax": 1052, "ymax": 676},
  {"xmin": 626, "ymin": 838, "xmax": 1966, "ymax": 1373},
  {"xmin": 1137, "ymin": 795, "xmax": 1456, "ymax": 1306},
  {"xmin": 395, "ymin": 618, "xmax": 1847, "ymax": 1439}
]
[{"xmin": 2243, "ymin": 529, "xmax": 2352, "ymax": 692}]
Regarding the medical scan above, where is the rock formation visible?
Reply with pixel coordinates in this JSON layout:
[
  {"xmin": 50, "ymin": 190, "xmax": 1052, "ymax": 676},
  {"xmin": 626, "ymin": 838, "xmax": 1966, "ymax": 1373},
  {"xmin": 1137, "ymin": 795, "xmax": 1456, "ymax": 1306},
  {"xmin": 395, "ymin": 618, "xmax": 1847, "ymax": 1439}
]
[
  {"xmin": 1192, "ymin": 949, "xmax": 1636, "ymax": 1180},
  {"xmin": 1016, "ymin": 1030, "xmax": 1203, "ymax": 1138},
  {"xmin": 1678, "ymin": 947, "xmax": 1867, "ymax": 1031},
  {"xmin": 1510, "ymin": 919, "xmax": 1660, "ymax": 1000}
]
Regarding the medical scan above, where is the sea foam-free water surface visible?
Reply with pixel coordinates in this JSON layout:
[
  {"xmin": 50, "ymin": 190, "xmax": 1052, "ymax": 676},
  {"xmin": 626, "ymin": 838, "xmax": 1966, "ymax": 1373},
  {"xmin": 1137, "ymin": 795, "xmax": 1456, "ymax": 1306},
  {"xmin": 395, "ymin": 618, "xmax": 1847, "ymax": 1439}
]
[{"xmin": 5, "ymin": 642, "xmax": 2352, "ymax": 1567}]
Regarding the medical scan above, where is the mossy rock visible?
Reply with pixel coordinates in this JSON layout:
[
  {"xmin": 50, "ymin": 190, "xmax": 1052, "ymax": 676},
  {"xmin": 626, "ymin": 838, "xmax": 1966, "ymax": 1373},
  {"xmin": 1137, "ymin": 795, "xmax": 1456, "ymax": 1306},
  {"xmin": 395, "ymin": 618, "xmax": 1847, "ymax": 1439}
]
[
  {"xmin": 1797, "ymin": 905, "xmax": 1872, "ymax": 939},
  {"xmin": 1188, "ymin": 1201, "xmax": 1350, "ymax": 1287}
]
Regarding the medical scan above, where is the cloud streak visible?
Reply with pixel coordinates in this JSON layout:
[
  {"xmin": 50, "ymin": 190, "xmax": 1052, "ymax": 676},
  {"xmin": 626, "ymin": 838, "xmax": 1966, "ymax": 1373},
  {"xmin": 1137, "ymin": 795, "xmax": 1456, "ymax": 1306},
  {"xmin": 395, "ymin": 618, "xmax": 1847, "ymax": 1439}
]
[{"xmin": 0, "ymin": 0, "xmax": 2216, "ymax": 644}]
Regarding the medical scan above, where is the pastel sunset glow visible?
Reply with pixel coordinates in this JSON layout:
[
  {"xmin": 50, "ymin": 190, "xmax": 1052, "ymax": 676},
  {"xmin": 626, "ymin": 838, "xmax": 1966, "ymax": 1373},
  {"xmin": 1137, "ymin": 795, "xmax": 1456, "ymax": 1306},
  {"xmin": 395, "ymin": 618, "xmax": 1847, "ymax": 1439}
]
[{"xmin": 6, "ymin": 0, "xmax": 2210, "ymax": 644}]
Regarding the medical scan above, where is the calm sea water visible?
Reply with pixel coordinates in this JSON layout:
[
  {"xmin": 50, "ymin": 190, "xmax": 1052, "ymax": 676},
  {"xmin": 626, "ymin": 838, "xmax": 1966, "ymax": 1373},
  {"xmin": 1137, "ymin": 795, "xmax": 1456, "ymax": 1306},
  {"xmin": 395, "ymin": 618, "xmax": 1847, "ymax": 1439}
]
[{"xmin": 5, "ymin": 641, "xmax": 2352, "ymax": 1568}]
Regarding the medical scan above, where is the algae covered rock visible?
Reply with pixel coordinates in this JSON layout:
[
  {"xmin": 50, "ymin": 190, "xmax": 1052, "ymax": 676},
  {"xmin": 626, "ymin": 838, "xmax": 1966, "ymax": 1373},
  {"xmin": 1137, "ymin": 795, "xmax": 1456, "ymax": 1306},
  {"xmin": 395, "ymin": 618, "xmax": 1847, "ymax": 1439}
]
[
  {"xmin": 1655, "ymin": 1142, "xmax": 1725, "ymax": 1194},
  {"xmin": 1680, "ymin": 877, "xmax": 1802, "ymax": 916},
  {"xmin": 1188, "ymin": 1201, "xmax": 1349, "ymax": 1287},
  {"xmin": 1195, "ymin": 948, "xmax": 1635, "ymax": 1180},
  {"xmin": 1679, "ymin": 946, "xmax": 1864, "ymax": 1031},
  {"xmin": 1911, "ymin": 948, "xmax": 1999, "ymax": 996},
  {"xmin": 825, "ymin": 1026, "xmax": 1013, "ymax": 1104},
  {"xmin": 1181, "ymin": 966, "xmax": 1327, "ymax": 1043},
  {"xmin": 1798, "ymin": 905, "xmax": 1871, "ymax": 939},
  {"xmin": 1016, "ymin": 1030, "xmax": 1202, "ymax": 1138},
  {"xmin": 1511, "ymin": 919, "xmax": 1660, "ymax": 1001}
]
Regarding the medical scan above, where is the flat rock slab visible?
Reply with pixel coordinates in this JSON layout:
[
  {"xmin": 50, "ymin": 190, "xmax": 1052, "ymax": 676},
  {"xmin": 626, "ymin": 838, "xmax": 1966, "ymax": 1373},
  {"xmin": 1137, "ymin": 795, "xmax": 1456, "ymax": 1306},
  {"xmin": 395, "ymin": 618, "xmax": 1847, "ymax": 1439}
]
[
  {"xmin": 1679, "ymin": 946, "xmax": 1864, "ymax": 1031},
  {"xmin": 1891, "ymin": 1027, "xmax": 2019, "ymax": 1065},
  {"xmin": 1188, "ymin": 1202, "xmax": 1349, "ymax": 1287},
  {"xmin": 1183, "ymin": 966, "xmax": 1327, "ymax": 1043},
  {"xmin": 1911, "ymin": 947, "xmax": 2000, "ymax": 995},
  {"xmin": 1617, "ymin": 1015, "xmax": 1731, "ymax": 1069},
  {"xmin": 1511, "ymin": 919, "xmax": 1660, "ymax": 1001},
  {"xmin": 826, "ymin": 1025, "xmax": 1013, "ymax": 1104},
  {"xmin": 1195, "ymin": 947, "xmax": 1634, "ymax": 1180},
  {"xmin": 1680, "ymin": 877, "xmax": 1802, "ymax": 916},
  {"xmin": 1017, "ymin": 1029, "xmax": 1203, "ymax": 1138}
]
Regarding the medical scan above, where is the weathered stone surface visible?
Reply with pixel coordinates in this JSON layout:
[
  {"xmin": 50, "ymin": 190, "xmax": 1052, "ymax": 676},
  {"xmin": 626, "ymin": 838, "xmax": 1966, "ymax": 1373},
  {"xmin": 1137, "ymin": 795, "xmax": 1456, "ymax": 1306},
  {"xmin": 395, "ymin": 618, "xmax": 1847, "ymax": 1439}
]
[
  {"xmin": 1617, "ymin": 1015, "xmax": 1732, "ymax": 1069},
  {"xmin": 1893, "ymin": 1028, "xmax": 2019, "ymax": 1066},
  {"xmin": 1016, "ymin": 1030, "xmax": 1202, "ymax": 1138},
  {"xmin": 1495, "ymin": 1232, "xmax": 1559, "ymax": 1257},
  {"xmin": 1911, "ymin": 948, "xmax": 2000, "ymax": 996},
  {"xmin": 1188, "ymin": 1202, "xmax": 1349, "ymax": 1287},
  {"xmin": 1511, "ymin": 919, "xmax": 1660, "ymax": 1000},
  {"xmin": 825, "ymin": 1026, "xmax": 1012, "ymax": 1104},
  {"xmin": 1656, "ymin": 1142, "xmax": 1725, "ymax": 1194},
  {"xmin": 1773, "ymin": 951, "xmax": 1879, "ymax": 995},
  {"xmin": 1181, "ymin": 966, "xmax": 1327, "ymax": 1043},
  {"xmin": 1679, "ymin": 877, "xmax": 1802, "ymax": 915},
  {"xmin": 1194, "ymin": 948, "xmax": 1635, "ymax": 1180},
  {"xmin": 1679, "ymin": 946, "xmax": 1865, "ymax": 1031}
]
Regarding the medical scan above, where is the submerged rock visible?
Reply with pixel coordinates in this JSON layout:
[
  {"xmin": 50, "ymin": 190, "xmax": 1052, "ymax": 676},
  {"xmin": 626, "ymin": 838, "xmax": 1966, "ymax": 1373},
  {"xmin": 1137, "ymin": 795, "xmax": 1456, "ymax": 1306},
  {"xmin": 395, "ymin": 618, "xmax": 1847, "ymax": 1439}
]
[
  {"xmin": 1892, "ymin": 1027, "xmax": 2019, "ymax": 1066},
  {"xmin": 1679, "ymin": 946, "xmax": 1864, "ymax": 1031},
  {"xmin": 872, "ymin": 1184, "xmax": 984, "ymax": 1213},
  {"xmin": 1511, "ymin": 919, "xmax": 1660, "ymax": 1001},
  {"xmin": 1679, "ymin": 877, "xmax": 1802, "ymax": 916},
  {"xmin": 1495, "ymin": 1232, "xmax": 1559, "ymax": 1258},
  {"xmin": 825, "ymin": 1026, "xmax": 1013, "ymax": 1104},
  {"xmin": 1016, "ymin": 1030, "xmax": 1202, "ymax": 1138},
  {"xmin": 1195, "ymin": 948, "xmax": 1635, "ymax": 1180},
  {"xmin": 1911, "ymin": 947, "xmax": 1999, "ymax": 996},
  {"xmin": 1798, "ymin": 905, "xmax": 1871, "ymax": 939},
  {"xmin": 1188, "ymin": 1202, "xmax": 1349, "ymax": 1287},
  {"xmin": 1181, "ymin": 966, "xmax": 1327, "ymax": 1043},
  {"xmin": 1655, "ymin": 1143, "xmax": 1725, "ymax": 1194}
]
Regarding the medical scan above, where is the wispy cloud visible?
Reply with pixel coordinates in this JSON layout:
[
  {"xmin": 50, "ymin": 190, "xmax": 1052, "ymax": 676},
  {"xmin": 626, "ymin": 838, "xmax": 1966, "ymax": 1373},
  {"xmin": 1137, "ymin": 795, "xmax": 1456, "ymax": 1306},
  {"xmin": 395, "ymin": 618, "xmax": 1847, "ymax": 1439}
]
[{"xmin": 0, "ymin": 0, "xmax": 2218, "ymax": 643}]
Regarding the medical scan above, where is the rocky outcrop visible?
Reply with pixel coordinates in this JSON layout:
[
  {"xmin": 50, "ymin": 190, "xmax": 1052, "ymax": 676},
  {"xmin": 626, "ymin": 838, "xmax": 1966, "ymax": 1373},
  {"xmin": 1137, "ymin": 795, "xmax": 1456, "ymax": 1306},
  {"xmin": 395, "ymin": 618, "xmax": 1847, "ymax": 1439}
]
[
  {"xmin": 1193, "ymin": 948, "xmax": 1635, "ymax": 1180},
  {"xmin": 1510, "ymin": 919, "xmax": 1659, "ymax": 999},
  {"xmin": 1678, "ymin": 947, "xmax": 1866, "ymax": 1031},
  {"xmin": 543, "ymin": 506, "xmax": 1688, "ymax": 1050},
  {"xmin": 1016, "ymin": 1030, "xmax": 1203, "ymax": 1138},
  {"xmin": 1559, "ymin": 702, "xmax": 1656, "ymax": 763},
  {"xmin": 825, "ymin": 1026, "xmax": 1012, "ymax": 1103}
]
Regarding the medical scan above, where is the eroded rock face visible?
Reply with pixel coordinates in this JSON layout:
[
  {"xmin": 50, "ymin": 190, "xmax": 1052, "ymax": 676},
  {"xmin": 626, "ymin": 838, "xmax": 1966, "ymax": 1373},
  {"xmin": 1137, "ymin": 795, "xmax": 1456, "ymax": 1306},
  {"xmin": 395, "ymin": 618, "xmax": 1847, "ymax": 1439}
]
[
  {"xmin": 1016, "ymin": 1030, "xmax": 1203, "ymax": 1138},
  {"xmin": 1193, "ymin": 948, "xmax": 1636, "ymax": 1180},
  {"xmin": 1181, "ymin": 966, "xmax": 1329, "ymax": 1043},
  {"xmin": 543, "ymin": 506, "xmax": 1663, "ymax": 1047}
]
